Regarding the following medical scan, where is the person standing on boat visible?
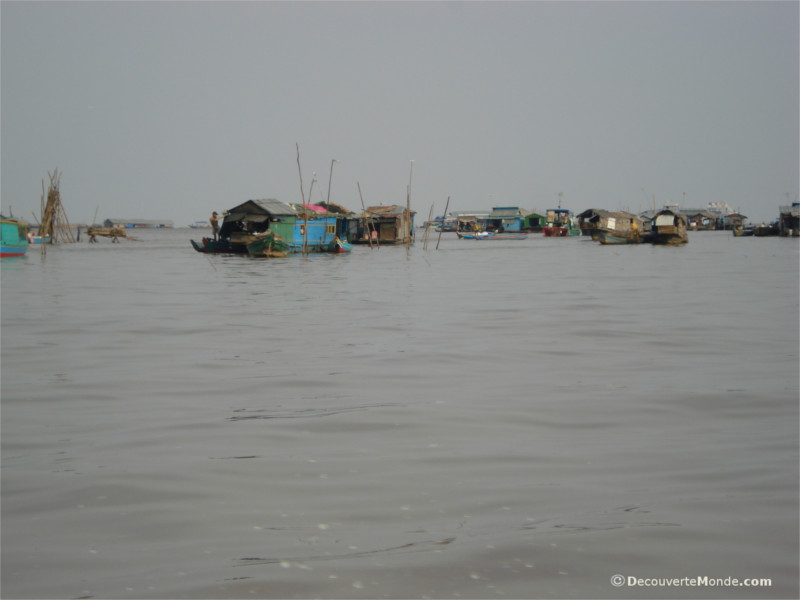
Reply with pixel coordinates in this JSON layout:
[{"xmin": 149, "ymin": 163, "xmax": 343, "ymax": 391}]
[{"xmin": 210, "ymin": 212, "xmax": 220, "ymax": 240}]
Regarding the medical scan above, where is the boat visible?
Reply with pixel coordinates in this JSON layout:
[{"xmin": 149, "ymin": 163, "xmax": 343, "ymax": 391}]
[
  {"xmin": 328, "ymin": 236, "xmax": 353, "ymax": 253},
  {"xmin": 246, "ymin": 231, "xmax": 291, "ymax": 258},
  {"xmin": 595, "ymin": 229, "xmax": 642, "ymax": 245},
  {"xmin": 189, "ymin": 220, "xmax": 211, "ymax": 229},
  {"xmin": 1, "ymin": 215, "xmax": 30, "ymax": 257},
  {"xmin": 457, "ymin": 231, "xmax": 527, "ymax": 240},
  {"xmin": 732, "ymin": 227, "xmax": 754, "ymax": 237},
  {"xmin": 191, "ymin": 237, "xmax": 236, "ymax": 254},
  {"xmin": 753, "ymin": 222, "xmax": 780, "ymax": 237},
  {"xmin": 543, "ymin": 208, "xmax": 580, "ymax": 237},
  {"xmin": 27, "ymin": 233, "xmax": 51, "ymax": 244},
  {"xmin": 457, "ymin": 231, "xmax": 494, "ymax": 239},
  {"xmin": 648, "ymin": 209, "xmax": 689, "ymax": 245}
]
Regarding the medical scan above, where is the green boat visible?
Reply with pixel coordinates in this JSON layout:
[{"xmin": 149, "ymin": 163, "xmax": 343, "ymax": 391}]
[{"xmin": 246, "ymin": 231, "xmax": 291, "ymax": 258}]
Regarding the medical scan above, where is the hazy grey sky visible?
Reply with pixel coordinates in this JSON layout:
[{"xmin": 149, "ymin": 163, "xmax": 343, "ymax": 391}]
[{"xmin": 2, "ymin": 0, "xmax": 797, "ymax": 226}]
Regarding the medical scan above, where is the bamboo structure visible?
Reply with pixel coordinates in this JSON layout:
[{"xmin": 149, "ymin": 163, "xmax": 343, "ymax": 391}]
[{"xmin": 38, "ymin": 169, "xmax": 75, "ymax": 243}]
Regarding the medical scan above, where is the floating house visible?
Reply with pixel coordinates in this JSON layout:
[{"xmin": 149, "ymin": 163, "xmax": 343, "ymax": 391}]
[
  {"xmin": 716, "ymin": 213, "xmax": 748, "ymax": 231},
  {"xmin": 353, "ymin": 205, "xmax": 415, "ymax": 245},
  {"xmin": 577, "ymin": 209, "xmax": 643, "ymax": 241},
  {"xmin": 192, "ymin": 198, "xmax": 347, "ymax": 254},
  {"xmin": 485, "ymin": 207, "xmax": 527, "ymax": 233},
  {"xmin": 522, "ymin": 212, "xmax": 546, "ymax": 232},
  {"xmin": 451, "ymin": 211, "xmax": 490, "ymax": 233},
  {"xmin": 649, "ymin": 209, "xmax": 689, "ymax": 245},
  {"xmin": 682, "ymin": 209, "xmax": 716, "ymax": 230}
]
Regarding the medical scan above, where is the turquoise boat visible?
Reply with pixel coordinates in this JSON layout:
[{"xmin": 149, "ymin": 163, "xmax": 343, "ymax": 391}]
[{"xmin": 1, "ymin": 215, "xmax": 29, "ymax": 257}]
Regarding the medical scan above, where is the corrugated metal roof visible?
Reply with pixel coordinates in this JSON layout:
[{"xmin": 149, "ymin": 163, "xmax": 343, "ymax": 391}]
[{"xmin": 225, "ymin": 199, "xmax": 297, "ymax": 217}]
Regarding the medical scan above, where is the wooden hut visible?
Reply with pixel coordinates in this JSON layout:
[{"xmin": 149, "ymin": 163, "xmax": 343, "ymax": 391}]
[
  {"xmin": 683, "ymin": 209, "xmax": 716, "ymax": 230},
  {"xmin": 486, "ymin": 207, "xmax": 526, "ymax": 233},
  {"xmin": 353, "ymin": 205, "xmax": 415, "ymax": 245},
  {"xmin": 577, "ymin": 209, "xmax": 644, "ymax": 241}
]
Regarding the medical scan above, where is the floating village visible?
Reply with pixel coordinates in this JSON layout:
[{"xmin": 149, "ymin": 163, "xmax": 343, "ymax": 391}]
[{"xmin": 2, "ymin": 168, "xmax": 799, "ymax": 258}]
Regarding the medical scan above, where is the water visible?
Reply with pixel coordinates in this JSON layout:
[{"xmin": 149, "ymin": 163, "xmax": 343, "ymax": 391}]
[{"xmin": 2, "ymin": 230, "xmax": 798, "ymax": 599}]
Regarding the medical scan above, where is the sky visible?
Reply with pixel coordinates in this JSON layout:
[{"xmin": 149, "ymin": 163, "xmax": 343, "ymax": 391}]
[{"xmin": 2, "ymin": 0, "xmax": 798, "ymax": 227}]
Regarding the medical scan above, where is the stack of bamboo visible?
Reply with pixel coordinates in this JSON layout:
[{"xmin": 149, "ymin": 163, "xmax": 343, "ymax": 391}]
[{"xmin": 38, "ymin": 169, "xmax": 75, "ymax": 243}]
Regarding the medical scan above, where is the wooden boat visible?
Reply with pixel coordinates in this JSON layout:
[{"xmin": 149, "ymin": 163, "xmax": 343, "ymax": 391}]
[
  {"xmin": 328, "ymin": 236, "xmax": 353, "ymax": 253},
  {"xmin": 457, "ymin": 231, "xmax": 527, "ymax": 240},
  {"xmin": 191, "ymin": 237, "xmax": 239, "ymax": 254},
  {"xmin": 1, "ymin": 216, "xmax": 30, "ymax": 257},
  {"xmin": 457, "ymin": 231, "xmax": 494, "ymax": 239},
  {"xmin": 247, "ymin": 231, "xmax": 291, "ymax": 258},
  {"xmin": 27, "ymin": 233, "xmax": 51, "ymax": 244},
  {"xmin": 595, "ymin": 230, "xmax": 642, "ymax": 245},
  {"xmin": 732, "ymin": 227, "xmax": 754, "ymax": 237},
  {"xmin": 753, "ymin": 223, "xmax": 780, "ymax": 237},
  {"xmin": 649, "ymin": 209, "xmax": 689, "ymax": 245}
]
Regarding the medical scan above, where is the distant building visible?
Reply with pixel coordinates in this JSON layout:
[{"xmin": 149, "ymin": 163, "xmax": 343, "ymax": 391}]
[{"xmin": 104, "ymin": 219, "xmax": 174, "ymax": 229}]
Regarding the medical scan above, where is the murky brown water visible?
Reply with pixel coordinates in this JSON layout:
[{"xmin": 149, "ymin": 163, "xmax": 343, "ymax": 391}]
[{"xmin": 2, "ymin": 230, "xmax": 797, "ymax": 599}]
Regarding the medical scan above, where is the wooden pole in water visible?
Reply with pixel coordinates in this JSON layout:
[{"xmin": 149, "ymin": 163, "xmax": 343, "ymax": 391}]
[
  {"xmin": 423, "ymin": 203, "xmax": 434, "ymax": 249},
  {"xmin": 436, "ymin": 196, "xmax": 450, "ymax": 249},
  {"xmin": 296, "ymin": 143, "xmax": 308, "ymax": 256},
  {"xmin": 40, "ymin": 182, "xmax": 46, "ymax": 257},
  {"xmin": 358, "ymin": 181, "xmax": 375, "ymax": 249},
  {"xmin": 406, "ymin": 160, "xmax": 414, "ymax": 245}
]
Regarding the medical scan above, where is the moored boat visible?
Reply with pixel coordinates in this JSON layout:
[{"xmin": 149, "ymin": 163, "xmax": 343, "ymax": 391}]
[
  {"xmin": 27, "ymin": 233, "xmax": 51, "ymax": 244},
  {"xmin": 457, "ymin": 231, "xmax": 494, "ymax": 239},
  {"xmin": 542, "ymin": 208, "xmax": 580, "ymax": 237},
  {"xmin": 1, "ymin": 215, "xmax": 30, "ymax": 257},
  {"xmin": 328, "ymin": 236, "xmax": 353, "ymax": 253},
  {"xmin": 595, "ymin": 229, "xmax": 642, "ymax": 245},
  {"xmin": 457, "ymin": 231, "xmax": 527, "ymax": 240},
  {"xmin": 649, "ymin": 209, "xmax": 689, "ymax": 245},
  {"xmin": 246, "ymin": 231, "xmax": 291, "ymax": 258}
]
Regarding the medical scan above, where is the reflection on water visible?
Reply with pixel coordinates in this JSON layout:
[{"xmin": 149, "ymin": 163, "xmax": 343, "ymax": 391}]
[{"xmin": 2, "ymin": 230, "xmax": 798, "ymax": 599}]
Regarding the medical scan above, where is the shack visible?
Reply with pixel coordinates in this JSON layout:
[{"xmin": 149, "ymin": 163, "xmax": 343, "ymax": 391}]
[
  {"xmin": 353, "ymin": 205, "xmax": 415, "ymax": 244},
  {"xmin": 486, "ymin": 206, "xmax": 526, "ymax": 233},
  {"xmin": 682, "ymin": 210, "xmax": 716, "ymax": 230},
  {"xmin": 577, "ymin": 209, "xmax": 643, "ymax": 240},
  {"xmin": 715, "ymin": 212, "xmax": 748, "ymax": 231},
  {"xmin": 522, "ymin": 211, "xmax": 546, "ymax": 232}
]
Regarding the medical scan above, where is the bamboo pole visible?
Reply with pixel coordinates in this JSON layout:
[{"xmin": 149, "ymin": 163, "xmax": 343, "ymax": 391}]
[
  {"xmin": 436, "ymin": 196, "xmax": 450, "ymax": 249},
  {"xmin": 296, "ymin": 143, "xmax": 308, "ymax": 256},
  {"xmin": 358, "ymin": 181, "xmax": 375, "ymax": 249},
  {"xmin": 423, "ymin": 203, "xmax": 434, "ymax": 250},
  {"xmin": 406, "ymin": 160, "xmax": 414, "ymax": 246}
]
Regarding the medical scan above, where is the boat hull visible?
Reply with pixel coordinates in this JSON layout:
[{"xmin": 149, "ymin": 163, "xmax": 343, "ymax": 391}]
[
  {"xmin": 328, "ymin": 237, "xmax": 353, "ymax": 253},
  {"xmin": 191, "ymin": 237, "xmax": 241, "ymax": 254},
  {"xmin": 1, "ymin": 218, "xmax": 29, "ymax": 257},
  {"xmin": 457, "ymin": 232, "xmax": 528, "ymax": 240},
  {"xmin": 595, "ymin": 230, "xmax": 641, "ymax": 245},
  {"xmin": 542, "ymin": 226, "xmax": 567, "ymax": 237}
]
